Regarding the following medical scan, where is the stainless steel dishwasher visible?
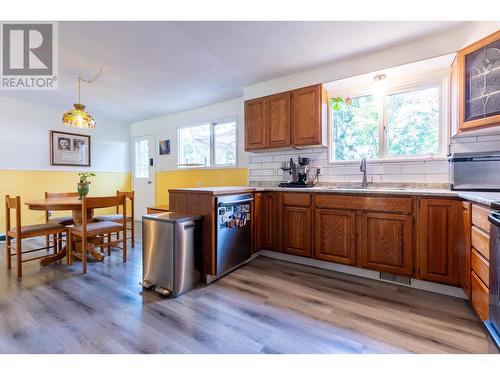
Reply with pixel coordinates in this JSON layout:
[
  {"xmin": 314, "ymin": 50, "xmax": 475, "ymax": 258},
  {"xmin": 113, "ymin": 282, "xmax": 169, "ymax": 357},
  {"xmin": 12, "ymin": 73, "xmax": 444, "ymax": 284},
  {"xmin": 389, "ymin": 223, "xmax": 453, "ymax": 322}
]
[
  {"xmin": 142, "ymin": 212, "xmax": 201, "ymax": 297},
  {"xmin": 213, "ymin": 193, "xmax": 253, "ymax": 280}
]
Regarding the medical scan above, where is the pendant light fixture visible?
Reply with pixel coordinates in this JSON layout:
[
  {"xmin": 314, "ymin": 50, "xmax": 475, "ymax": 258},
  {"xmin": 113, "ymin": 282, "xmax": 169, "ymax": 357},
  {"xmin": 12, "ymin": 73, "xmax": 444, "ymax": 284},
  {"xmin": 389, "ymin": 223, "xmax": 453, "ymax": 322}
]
[{"xmin": 62, "ymin": 67, "xmax": 104, "ymax": 129}]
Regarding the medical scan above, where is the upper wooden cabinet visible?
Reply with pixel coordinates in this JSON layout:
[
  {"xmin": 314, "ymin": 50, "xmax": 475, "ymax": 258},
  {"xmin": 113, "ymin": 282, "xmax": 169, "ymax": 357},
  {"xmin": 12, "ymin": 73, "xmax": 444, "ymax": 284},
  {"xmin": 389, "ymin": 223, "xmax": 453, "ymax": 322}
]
[
  {"xmin": 268, "ymin": 92, "xmax": 291, "ymax": 148},
  {"xmin": 291, "ymin": 85, "xmax": 328, "ymax": 147},
  {"xmin": 451, "ymin": 30, "xmax": 500, "ymax": 135},
  {"xmin": 417, "ymin": 198, "xmax": 461, "ymax": 286},
  {"xmin": 244, "ymin": 97, "xmax": 268, "ymax": 150},
  {"xmin": 244, "ymin": 84, "xmax": 327, "ymax": 151}
]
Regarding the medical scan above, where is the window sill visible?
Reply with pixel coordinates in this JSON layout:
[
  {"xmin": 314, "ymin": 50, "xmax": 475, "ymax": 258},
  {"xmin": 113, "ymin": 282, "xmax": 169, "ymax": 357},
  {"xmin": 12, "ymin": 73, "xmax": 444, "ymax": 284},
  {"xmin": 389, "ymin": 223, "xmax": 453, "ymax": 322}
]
[
  {"xmin": 175, "ymin": 165, "xmax": 240, "ymax": 171},
  {"xmin": 328, "ymin": 156, "xmax": 448, "ymax": 165}
]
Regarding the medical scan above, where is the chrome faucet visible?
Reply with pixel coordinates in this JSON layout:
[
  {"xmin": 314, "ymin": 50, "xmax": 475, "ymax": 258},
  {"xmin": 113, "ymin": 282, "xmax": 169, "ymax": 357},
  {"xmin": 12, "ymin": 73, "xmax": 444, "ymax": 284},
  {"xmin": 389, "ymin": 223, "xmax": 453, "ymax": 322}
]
[{"xmin": 360, "ymin": 157, "xmax": 368, "ymax": 188}]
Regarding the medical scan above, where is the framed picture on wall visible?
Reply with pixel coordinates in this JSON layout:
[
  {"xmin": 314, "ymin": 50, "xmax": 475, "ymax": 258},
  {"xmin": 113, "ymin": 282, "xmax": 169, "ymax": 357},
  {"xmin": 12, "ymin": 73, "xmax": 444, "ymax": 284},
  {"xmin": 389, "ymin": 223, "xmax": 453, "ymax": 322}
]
[
  {"xmin": 50, "ymin": 130, "xmax": 91, "ymax": 166},
  {"xmin": 159, "ymin": 139, "xmax": 170, "ymax": 155}
]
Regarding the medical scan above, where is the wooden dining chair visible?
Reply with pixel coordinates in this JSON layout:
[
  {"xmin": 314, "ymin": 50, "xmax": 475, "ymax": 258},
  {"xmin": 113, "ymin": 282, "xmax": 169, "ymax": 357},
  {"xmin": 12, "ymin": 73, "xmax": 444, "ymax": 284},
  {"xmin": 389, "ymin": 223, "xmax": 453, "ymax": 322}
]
[
  {"xmin": 44, "ymin": 191, "xmax": 79, "ymax": 251},
  {"xmin": 68, "ymin": 195, "xmax": 127, "ymax": 274},
  {"xmin": 92, "ymin": 191, "xmax": 135, "ymax": 248},
  {"xmin": 5, "ymin": 195, "xmax": 68, "ymax": 278}
]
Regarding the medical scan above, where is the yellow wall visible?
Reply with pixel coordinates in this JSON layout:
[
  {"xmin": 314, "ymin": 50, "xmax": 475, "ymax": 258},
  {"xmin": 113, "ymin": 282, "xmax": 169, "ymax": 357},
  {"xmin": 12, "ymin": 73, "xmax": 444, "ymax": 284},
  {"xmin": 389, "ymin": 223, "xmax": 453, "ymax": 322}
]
[
  {"xmin": 0, "ymin": 169, "xmax": 131, "ymax": 232},
  {"xmin": 155, "ymin": 168, "xmax": 249, "ymax": 206}
]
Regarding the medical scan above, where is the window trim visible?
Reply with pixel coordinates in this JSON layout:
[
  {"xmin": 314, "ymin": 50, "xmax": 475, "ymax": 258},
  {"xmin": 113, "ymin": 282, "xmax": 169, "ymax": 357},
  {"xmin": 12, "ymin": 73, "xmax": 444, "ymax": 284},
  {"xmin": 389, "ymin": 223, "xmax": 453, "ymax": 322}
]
[
  {"xmin": 328, "ymin": 75, "xmax": 449, "ymax": 164},
  {"xmin": 177, "ymin": 116, "xmax": 238, "ymax": 169}
]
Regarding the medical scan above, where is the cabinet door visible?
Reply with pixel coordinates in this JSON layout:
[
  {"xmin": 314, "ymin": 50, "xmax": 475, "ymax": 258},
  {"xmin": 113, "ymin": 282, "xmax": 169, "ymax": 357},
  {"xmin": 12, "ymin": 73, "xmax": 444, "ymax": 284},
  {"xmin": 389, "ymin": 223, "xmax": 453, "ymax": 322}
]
[
  {"xmin": 417, "ymin": 198, "xmax": 461, "ymax": 285},
  {"xmin": 459, "ymin": 201, "xmax": 472, "ymax": 298},
  {"xmin": 450, "ymin": 55, "xmax": 460, "ymax": 137},
  {"xmin": 457, "ymin": 30, "xmax": 500, "ymax": 132},
  {"xmin": 314, "ymin": 209, "xmax": 356, "ymax": 265},
  {"xmin": 282, "ymin": 206, "xmax": 312, "ymax": 257},
  {"xmin": 253, "ymin": 192, "xmax": 262, "ymax": 252},
  {"xmin": 260, "ymin": 192, "xmax": 277, "ymax": 250},
  {"xmin": 291, "ymin": 84, "xmax": 324, "ymax": 146},
  {"xmin": 359, "ymin": 212, "xmax": 414, "ymax": 276},
  {"xmin": 244, "ymin": 97, "xmax": 267, "ymax": 150},
  {"xmin": 267, "ymin": 92, "xmax": 291, "ymax": 148}
]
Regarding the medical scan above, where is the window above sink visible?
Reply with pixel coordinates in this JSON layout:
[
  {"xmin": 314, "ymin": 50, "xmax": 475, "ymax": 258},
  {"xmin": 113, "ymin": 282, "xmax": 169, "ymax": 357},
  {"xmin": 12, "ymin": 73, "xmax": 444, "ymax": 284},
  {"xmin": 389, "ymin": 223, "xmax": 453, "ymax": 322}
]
[{"xmin": 325, "ymin": 56, "xmax": 452, "ymax": 164}]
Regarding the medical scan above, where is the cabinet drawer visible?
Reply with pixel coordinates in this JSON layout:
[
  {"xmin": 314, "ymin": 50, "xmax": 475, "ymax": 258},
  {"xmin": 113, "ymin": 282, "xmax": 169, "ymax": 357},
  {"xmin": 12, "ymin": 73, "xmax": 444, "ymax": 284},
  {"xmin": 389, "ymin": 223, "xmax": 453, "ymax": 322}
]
[
  {"xmin": 471, "ymin": 271, "xmax": 489, "ymax": 321},
  {"xmin": 315, "ymin": 194, "xmax": 413, "ymax": 214},
  {"xmin": 471, "ymin": 248, "xmax": 489, "ymax": 288},
  {"xmin": 471, "ymin": 226, "xmax": 490, "ymax": 260},
  {"xmin": 472, "ymin": 204, "xmax": 490, "ymax": 234},
  {"xmin": 282, "ymin": 193, "xmax": 311, "ymax": 207}
]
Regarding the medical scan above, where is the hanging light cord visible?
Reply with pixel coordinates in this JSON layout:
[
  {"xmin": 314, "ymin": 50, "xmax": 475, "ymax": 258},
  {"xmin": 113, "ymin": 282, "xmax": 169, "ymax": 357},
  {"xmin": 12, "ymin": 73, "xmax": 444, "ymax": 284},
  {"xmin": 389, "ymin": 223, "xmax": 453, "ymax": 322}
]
[{"xmin": 77, "ymin": 67, "xmax": 105, "ymax": 103}]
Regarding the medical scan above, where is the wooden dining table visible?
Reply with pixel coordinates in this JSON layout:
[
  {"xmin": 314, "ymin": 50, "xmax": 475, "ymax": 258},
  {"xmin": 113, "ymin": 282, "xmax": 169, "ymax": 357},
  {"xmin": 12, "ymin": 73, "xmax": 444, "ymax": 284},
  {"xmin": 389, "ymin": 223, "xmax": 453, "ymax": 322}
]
[{"xmin": 25, "ymin": 196, "xmax": 105, "ymax": 265}]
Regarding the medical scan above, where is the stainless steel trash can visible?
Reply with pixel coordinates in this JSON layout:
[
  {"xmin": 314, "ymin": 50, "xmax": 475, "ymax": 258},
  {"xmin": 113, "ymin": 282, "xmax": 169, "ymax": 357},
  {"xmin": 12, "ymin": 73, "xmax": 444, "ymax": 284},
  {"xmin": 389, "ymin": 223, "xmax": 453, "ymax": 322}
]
[{"xmin": 142, "ymin": 212, "xmax": 201, "ymax": 297}]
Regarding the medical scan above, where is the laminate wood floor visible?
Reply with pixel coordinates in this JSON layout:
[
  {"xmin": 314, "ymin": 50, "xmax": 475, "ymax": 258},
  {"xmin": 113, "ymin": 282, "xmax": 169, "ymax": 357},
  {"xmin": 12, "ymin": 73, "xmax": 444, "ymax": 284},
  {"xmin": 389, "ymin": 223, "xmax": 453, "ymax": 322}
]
[{"xmin": 0, "ymin": 229, "xmax": 488, "ymax": 354}]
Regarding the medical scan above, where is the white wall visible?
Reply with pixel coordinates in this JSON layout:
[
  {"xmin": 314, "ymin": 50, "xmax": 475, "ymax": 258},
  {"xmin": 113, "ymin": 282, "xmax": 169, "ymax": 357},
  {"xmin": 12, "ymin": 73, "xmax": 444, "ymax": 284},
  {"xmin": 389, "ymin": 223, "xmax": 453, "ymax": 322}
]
[
  {"xmin": 131, "ymin": 97, "xmax": 248, "ymax": 171},
  {"xmin": 0, "ymin": 96, "xmax": 130, "ymax": 172},
  {"xmin": 244, "ymin": 22, "xmax": 500, "ymax": 99}
]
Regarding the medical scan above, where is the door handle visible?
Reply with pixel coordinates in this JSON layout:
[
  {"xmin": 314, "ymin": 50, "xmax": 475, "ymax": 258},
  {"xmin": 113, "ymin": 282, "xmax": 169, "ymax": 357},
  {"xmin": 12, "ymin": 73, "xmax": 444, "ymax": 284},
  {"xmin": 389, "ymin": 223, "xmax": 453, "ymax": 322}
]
[{"xmin": 147, "ymin": 181, "xmax": 152, "ymax": 184}]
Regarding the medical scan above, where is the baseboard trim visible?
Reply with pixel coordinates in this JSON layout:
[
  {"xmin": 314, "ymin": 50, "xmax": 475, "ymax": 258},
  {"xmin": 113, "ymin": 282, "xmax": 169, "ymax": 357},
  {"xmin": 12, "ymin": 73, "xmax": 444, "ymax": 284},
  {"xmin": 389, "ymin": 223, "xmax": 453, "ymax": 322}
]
[{"xmin": 256, "ymin": 250, "xmax": 467, "ymax": 300}]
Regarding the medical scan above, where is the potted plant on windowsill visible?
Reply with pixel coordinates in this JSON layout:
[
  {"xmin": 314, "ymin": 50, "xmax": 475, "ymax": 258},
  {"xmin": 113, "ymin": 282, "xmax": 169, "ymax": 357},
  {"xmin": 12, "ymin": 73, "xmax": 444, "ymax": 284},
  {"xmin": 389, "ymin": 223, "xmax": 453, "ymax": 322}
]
[{"xmin": 77, "ymin": 172, "xmax": 95, "ymax": 200}]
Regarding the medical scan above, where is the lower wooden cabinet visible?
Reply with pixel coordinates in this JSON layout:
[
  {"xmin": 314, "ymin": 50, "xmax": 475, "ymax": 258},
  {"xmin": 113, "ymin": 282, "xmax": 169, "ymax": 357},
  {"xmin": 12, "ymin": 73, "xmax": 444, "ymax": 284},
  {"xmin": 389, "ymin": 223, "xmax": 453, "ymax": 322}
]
[
  {"xmin": 471, "ymin": 270, "xmax": 489, "ymax": 321},
  {"xmin": 260, "ymin": 192, "xmax": 277, "ymax": 250},
  {"xmin": 417, "ymin": 198, "xmax": 461, "ymax": 285},
  {"xmin": 358, "ymin": 212, "xmax": 414, "ymax": 276},
  {"xmin": 314, "ymin": 209, "xmax": 356, "ymax": 265},
  {"xmin": 459, "ymin": 201, "xmax": 472, "ymax": 298},
  {"xmin": 282, "ymin": 206, "xmax": 312, "ymax": 257}
]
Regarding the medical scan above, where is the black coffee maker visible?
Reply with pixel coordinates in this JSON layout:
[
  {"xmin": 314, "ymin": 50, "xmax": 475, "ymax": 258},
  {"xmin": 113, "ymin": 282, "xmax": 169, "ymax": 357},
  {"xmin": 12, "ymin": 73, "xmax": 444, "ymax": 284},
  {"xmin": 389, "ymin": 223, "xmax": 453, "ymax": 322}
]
[
  {"xmin": 279, "ymin": 157, "xmax": 318, "ymax": 188},
  {"xmin": 296, "ymin": 157, "xmax": 311, "ymax": 185}
]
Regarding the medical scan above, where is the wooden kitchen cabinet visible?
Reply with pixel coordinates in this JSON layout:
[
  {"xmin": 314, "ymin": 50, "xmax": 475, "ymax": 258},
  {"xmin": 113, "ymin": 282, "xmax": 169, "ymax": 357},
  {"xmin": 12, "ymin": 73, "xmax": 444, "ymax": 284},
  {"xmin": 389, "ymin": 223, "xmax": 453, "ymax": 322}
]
[
  {"xmin": 291, "ymin": 84, "xmax": 328, "ymax": 147},
  {"xmin": 417, "ymin": 198, "xmax": 461, "ymax": 285},
  {"xmin": 244, "ymin": 84, "xmax": 327, "ymax": 151},
  {"xmin": 471, "ymin": 271, "xmax": 489, "ymax": 321},
  {"xmin": 259, "ymin": 192, "xmax": 277, "ymax": 251},
  {"xmin": 282, "ymin": 205, "xmax": 312, "ymax": 257},
  {"xmin": 267, "ymin": 92, "xmax": 291, "ymax": 148},
  {"xmin": 314, "ymin": 209, "xmax": 356, "ymax": 265},
  {"xmin": 451, "ymin": 30, "xmax": 500, "ymax": 134},
  {"xmin": 358, "ymin": 212, "xmax": 414, "ymax": 276},
  {"xmin": 459, "ymin": 201, "xmax": 472, "ymax": 298},
  {"xmin": 244, "ymin": 97, "xmax": 268, "ymax": 150}
]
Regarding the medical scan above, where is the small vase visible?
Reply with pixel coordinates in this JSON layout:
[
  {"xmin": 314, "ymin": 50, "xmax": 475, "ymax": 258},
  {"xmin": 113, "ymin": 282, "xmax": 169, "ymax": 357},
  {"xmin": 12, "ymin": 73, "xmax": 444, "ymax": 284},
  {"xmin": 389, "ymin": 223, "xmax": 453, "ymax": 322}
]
[{"xmin": 77, "ymin": 182, "xmax": 90, "ymax": 200}]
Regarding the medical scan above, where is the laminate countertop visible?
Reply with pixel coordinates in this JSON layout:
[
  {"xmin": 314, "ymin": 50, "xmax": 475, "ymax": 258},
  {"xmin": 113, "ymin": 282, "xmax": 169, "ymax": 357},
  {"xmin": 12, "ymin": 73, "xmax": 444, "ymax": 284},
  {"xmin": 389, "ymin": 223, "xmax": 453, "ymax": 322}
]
[
  {"xmin": 169, "ymin": 186, "xmax": 500, "ymax": 207},
  {"xmin": 168, "ymin": 186, "xmax": 255, "ymax": 195},
  {"xmin": 252, "ymin": 186, "xmax": 500, "ymax": 207}
]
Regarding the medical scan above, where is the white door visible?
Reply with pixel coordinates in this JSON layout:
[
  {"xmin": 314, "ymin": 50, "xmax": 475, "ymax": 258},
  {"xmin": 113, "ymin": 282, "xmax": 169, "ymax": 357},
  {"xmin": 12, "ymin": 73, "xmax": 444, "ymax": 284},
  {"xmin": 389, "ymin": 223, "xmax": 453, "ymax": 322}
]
[{"xmin": 132, "ymin": 135, "xmax": 155, "ymax": 219}]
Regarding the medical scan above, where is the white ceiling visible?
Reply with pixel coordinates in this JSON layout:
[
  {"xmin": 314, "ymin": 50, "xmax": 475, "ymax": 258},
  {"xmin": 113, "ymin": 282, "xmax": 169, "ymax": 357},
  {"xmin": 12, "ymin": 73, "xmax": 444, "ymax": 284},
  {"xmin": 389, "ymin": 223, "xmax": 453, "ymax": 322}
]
[{"xmin": 0, "ymin": 21, "xmax": 465, "ymax": 123}]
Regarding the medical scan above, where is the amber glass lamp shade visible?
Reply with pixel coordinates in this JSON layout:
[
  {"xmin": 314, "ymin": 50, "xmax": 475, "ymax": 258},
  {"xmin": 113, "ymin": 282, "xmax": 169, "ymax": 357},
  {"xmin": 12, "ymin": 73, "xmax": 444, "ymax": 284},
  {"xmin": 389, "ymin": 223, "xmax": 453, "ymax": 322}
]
[{"xmin": 62, "ymin": 103, "xmax": 96, "ymax": 129}]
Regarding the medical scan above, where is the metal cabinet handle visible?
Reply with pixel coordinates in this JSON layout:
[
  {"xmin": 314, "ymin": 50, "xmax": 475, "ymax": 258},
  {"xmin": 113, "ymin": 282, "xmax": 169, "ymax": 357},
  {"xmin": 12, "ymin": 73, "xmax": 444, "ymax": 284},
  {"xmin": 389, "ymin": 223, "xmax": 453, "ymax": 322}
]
[{"xmin": 218, "ymin": 198, "xmax": 253, "ymax": 207}]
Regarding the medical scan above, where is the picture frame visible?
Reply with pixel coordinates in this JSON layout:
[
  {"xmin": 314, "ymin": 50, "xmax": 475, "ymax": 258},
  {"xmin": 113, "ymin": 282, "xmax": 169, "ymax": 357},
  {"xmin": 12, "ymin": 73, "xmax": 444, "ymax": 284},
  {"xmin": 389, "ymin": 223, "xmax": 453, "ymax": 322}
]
[
  {"xmin": 159, "ymin": 139, "xmax": 170, "ymax": 155},
  {"xmin": 50, "ymin": 130, "xmax": 91, "ymax": 166}
]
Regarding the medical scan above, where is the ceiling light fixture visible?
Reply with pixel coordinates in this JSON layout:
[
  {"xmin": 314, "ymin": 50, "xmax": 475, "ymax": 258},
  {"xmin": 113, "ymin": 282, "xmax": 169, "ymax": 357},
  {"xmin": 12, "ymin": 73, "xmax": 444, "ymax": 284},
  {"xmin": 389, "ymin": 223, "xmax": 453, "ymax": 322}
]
[
  {"xmin": 372, "ymin": 74, "xmax": 388, "ymax": 97},
  {"xmin": 62, "ymin": 67, "xmax": 104, "ymax": 129}
]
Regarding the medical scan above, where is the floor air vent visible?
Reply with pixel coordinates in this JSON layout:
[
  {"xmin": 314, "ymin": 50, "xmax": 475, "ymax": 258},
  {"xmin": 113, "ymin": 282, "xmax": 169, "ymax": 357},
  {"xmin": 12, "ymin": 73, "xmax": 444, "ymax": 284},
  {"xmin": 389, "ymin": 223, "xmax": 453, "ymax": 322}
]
[{"xmin": 379, "ymin": 272, "xmax": 411, "ymax": 286}]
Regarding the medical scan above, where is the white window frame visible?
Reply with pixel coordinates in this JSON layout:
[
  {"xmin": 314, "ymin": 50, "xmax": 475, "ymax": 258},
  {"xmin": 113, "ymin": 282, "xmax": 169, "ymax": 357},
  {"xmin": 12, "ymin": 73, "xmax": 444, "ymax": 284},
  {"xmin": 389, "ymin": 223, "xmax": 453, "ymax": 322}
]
[
  {"xmin": 329, "ymin": 75, "xmax": 449, "ymax": 164},
  {"xmin": 177, "ymin": 116, "xmax": 238, "ymax": 169}
]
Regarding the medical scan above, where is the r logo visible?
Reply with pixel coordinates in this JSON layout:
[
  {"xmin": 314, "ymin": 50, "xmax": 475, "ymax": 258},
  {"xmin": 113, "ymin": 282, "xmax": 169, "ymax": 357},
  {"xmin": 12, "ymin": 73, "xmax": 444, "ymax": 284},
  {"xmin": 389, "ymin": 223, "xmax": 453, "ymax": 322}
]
[{"xmin": 2, "ymin": 23, "xmax": 53, "ymax": 76}]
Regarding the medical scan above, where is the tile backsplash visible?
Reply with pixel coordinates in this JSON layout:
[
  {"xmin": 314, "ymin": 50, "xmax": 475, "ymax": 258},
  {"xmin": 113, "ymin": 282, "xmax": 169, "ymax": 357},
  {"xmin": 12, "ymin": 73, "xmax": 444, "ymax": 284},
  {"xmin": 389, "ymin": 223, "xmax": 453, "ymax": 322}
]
[{"xmin": 248, "ymin": 133, "xmax": 500, "ymax": 185}]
